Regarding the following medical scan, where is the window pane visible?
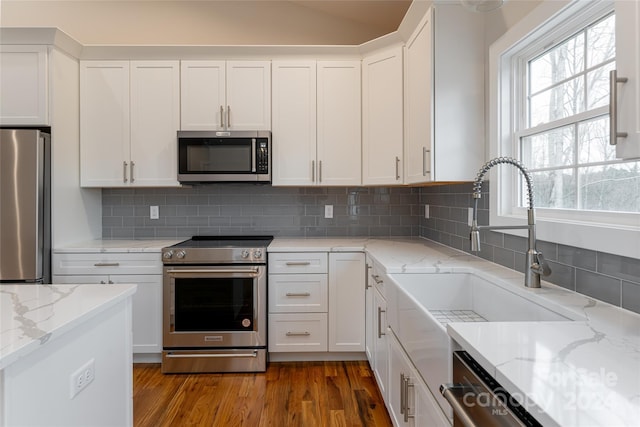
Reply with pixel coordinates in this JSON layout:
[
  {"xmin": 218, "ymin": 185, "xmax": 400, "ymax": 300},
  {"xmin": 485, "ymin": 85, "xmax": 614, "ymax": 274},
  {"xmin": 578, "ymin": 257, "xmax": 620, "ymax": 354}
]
[
  {"xmin": 530, "ymin": 33, "xmax": 585, "ymax": 93},
  {"xmin": 580, "ymin": 162, "xmax": 640, "ymax": 212},
  {"xmin": 529, "ymin": 76, "xmax": 585, "ymax": 126},
  {"xmin": 587, "ymin": 62, "xmax": 615, "ymax": 109},
  {"xmin": 587, "ymin": 14, "xmax": 615, "ymax": 68},
  {"xmin": 521, "ymin": 126, "xmax": 575, "ymax": 169},
  {"xmin": 530, "ymin": 169, "xmax": 577, "ymax": 209},
  {"xmin": 577, "ymin": 116, "xmax": 616, "ymax": 163}
]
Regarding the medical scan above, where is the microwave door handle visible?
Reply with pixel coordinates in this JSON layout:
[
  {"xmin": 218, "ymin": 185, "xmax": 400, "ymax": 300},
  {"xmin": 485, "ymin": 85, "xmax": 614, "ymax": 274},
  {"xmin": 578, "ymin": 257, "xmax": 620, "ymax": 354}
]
[{"xmin": 251, "ymin": 138, "xmax": 257, "ymax": 172}]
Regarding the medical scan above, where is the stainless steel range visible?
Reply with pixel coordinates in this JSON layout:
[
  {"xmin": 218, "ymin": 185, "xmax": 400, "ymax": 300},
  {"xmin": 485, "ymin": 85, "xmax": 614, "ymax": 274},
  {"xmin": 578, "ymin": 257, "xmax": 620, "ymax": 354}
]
[{"xmin": 161, "ymin": 236, "xmax": 273, "ymax": 374}]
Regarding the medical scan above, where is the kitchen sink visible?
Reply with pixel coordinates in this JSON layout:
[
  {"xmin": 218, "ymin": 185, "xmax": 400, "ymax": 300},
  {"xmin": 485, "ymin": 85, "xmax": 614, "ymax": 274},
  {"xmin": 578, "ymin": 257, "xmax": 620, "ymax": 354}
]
[{"xmin": 385, "ymin": 272, "xmax": 578, "ymax": 419}]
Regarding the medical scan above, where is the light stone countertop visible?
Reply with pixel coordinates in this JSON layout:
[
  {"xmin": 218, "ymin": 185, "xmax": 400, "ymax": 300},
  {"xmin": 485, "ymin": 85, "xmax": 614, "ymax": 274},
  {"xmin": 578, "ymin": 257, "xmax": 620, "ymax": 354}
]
[
  {"xmin": 53, "ymin": 239, "xmax": 185, "ymax": 253},
  {"xmin": 269, "ymin": 237, "xmax": 640, "ymax": 426},
  {"xmin": 0, "ymin": 283, "xmax": 137, "ymax": 370}
]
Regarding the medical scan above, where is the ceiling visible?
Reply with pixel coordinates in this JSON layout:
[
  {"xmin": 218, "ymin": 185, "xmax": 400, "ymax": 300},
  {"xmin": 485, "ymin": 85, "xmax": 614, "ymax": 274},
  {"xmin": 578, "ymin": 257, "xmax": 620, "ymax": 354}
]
[{"xmin": 289, "ymin": 0, "xmax": 413, "ymax": 34}]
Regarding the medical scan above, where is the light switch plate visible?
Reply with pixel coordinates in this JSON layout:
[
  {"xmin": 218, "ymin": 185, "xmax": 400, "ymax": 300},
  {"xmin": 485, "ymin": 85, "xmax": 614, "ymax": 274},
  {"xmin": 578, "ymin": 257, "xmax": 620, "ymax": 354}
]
[
  {"xmin": 324, "ymin": 205, "xmax": 333, "ymax": 219},
  {"xmin": 150, "ymin": 205, "xmax": 159, "ymax": 220},
  {"xmin": 424, "ymin": 204, "xmax": 430, "ymax": 219}
]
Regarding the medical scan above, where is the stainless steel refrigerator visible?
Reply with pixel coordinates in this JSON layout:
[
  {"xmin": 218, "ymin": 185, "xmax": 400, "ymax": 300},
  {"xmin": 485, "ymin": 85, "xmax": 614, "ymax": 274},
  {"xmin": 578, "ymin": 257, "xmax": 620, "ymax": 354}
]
[{"xmin": 0, "ymin": 129, "xmax": 51, "ymax": 283}]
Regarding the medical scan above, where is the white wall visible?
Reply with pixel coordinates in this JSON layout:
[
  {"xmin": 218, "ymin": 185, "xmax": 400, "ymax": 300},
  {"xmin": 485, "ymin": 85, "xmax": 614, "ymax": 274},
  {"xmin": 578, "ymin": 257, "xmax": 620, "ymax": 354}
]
[{"xmin": 0, "ymin": 1, "xmax": 404, "ymax": 46}]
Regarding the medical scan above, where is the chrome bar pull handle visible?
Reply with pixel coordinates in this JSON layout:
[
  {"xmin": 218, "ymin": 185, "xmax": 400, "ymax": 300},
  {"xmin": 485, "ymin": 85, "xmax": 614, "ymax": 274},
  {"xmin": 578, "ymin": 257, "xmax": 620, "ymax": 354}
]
[
  {"xmin": 365, "ymin": 264, "xmax": 372, "ymax": 289},
  {"xmin": 400, "ymin": 374, "xmax": 406, "ymax": 415},
  {"xmin": 123, "ymin": 161, "xmax": 128, "ymax": 183},
  {"xmin": 404, "ymin": 376, "xmax": 414, "ymax": 422},
  {"xmin": 251, "ymin": 138, "xmax": 257, "ymax": 172},
  {"xmin": 130, "ymin": 161, "xmax": 135, "ymax": 183},
  {"xmin": 94, "ymin": 262, "xmax": 120, "ymax": 267},
  {"xmin": 220, "ymin": 105, "xmax": 224, "ymax": 129},
  {"xmin": 423, "ymin": 147, "xmax": 431, "ymax": 176},
  {"xmin": 226, "ymin": 105, "xmax": 231, "ymax": 128},
  {"xmin": 286, "ymin": 331, "xmax": 311, "ymax": 337},
  {"xmin": 311, "ymin": 160, "xmax": 316, "ymax": 182},
  {"xmin": 610, "ymin": 69, "xmax": 629, "ymax": 145},
  {"xmin": 285, "ymin": 292, "xmax": 311, "ymax": 297},
  {"xmin": 377, "ymin": 306, "xmax": 386, "ymax": 338},
  {"xmin": 395, "ymin": 156, "xmax": 400, "ymax": 180},
  {"xmin": 319, "ymin": 160, "xmax": 323, "ymax": 183},
  {"xmin": 285, "ymin": 261, "xmax": 311, "ymax": 266}
]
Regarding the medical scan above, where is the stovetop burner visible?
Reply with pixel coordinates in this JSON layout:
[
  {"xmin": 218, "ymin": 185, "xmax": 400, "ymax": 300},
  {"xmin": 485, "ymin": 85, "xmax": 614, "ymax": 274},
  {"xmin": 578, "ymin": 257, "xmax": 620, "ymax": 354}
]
[
  {"xmin": 171, "ymin": 235, "xmax": 274, "ymax": 249},
  {"xmin": 162, "ymin": 235, "xmax": 273, "ymax": 264}
]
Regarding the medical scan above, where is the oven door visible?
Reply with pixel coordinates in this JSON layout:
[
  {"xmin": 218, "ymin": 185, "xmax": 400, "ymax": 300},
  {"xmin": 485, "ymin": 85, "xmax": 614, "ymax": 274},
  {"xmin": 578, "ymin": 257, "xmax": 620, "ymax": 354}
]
[{"xmin": 163, "ymin": 265, "xmax": 266, "ymax": 349}]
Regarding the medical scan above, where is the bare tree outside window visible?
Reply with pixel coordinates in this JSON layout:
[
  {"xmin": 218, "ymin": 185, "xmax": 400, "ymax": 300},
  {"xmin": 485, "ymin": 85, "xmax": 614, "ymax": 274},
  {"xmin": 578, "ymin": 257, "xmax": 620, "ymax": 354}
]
[{"xmin": 520, "ymin": 13, "xmax": 640, "ymax": 214}]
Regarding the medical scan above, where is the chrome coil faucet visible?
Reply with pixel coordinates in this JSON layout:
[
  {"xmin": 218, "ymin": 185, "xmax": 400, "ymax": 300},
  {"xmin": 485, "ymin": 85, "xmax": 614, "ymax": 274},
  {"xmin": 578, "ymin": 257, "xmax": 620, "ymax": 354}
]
[{"xmin": 470, "ymin": 157, "xmax": 551, "ymax": 288}]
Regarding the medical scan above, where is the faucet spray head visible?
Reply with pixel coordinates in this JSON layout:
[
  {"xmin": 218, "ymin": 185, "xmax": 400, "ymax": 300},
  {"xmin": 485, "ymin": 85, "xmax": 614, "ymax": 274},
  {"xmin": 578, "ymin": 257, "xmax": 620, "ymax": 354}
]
[{"xmin": 470, "ymin": 224, "xmax": 481, "ymax": 252}]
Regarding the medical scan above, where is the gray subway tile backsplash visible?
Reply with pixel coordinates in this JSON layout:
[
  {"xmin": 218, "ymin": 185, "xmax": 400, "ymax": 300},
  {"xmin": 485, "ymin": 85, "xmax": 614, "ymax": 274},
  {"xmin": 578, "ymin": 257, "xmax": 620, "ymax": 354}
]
[{"xmin": 102, "ymin": 181, "xmax": 640, "ymax": 315}]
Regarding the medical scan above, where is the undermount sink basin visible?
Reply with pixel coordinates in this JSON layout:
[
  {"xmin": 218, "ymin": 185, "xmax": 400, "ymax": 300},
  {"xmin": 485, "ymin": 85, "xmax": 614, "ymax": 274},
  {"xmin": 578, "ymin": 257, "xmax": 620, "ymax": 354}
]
[{"xmin": 385, "ymin": 272, "xmax": 576, "ymax": 420}]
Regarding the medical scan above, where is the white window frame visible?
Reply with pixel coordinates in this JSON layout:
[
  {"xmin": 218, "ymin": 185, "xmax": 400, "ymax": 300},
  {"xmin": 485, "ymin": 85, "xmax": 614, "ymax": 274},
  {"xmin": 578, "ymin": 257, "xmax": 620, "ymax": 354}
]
[{"xmin": 489, "ymin": 0, "xmax": 640, "ymax": 258}]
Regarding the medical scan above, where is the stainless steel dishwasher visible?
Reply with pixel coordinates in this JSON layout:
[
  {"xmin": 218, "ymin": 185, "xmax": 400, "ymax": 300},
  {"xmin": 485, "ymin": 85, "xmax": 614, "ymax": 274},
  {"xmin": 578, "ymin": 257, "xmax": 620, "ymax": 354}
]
[{"xmin": 440, "ymin": 351, "xmax": 543, "ymax": 427}]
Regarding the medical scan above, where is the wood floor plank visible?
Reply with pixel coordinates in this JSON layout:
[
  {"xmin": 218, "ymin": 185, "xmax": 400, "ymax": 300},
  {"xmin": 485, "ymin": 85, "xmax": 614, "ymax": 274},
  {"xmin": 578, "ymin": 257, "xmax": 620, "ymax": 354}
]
[{"xmin": 133, "ymin": 361, "xmax": 392, "ymax": 427}]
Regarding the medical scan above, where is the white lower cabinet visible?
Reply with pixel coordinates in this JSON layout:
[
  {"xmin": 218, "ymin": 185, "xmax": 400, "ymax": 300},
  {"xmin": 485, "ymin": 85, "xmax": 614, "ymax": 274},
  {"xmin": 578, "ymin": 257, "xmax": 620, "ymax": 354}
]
[
  {"xmin": 268, "ymin": 251, "xmax": 365, "ymax": 355},
  {"xmin": 52, "ymin": 252, "xmax": 163, "ymax": 355},
  {"xmin": 389, "ymin": 333, "xmax": 450, "ymax": 427},
  {"xmin": 366, "ymin": 256, "xmax": 390, "ymax": 400}
]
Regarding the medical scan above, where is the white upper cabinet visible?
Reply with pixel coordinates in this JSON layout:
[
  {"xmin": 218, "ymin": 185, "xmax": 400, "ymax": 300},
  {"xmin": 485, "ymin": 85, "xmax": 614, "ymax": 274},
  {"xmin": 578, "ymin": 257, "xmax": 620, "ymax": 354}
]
[
  {"xmin": 272, "ymin": 61, "xmax": 317, "ymax": 186},
  {"xmin": 272, "ymin": 60, "xmax": 361, "ymax": 186},
  {"xmin": 316, "ymin": 61, "xmax": 362, "ymax": 186},
  {"xmin": 404, "ymin": 12, "xmax": 433, "ymax": 184},
  {"xmin": 404, "ymin": 5, "xmax": 484, "ymax": 183},
  {"xmin": 614, "ymin": 0, "xmax": 640, "ymax": 159},
  {"xmin": 362, "ymin": 45, "xmax": 404, "ymax": 185},
  {"xmin": 0, "ymin": 45, "xmax": 48, "ymax": 126},
  {"xmin": 180, "ymin": 60, "xmax": 271, "ymax": 131},
  {"xmin": 80, "ymin": 60, "xmax": 180, "ymax": 187}
]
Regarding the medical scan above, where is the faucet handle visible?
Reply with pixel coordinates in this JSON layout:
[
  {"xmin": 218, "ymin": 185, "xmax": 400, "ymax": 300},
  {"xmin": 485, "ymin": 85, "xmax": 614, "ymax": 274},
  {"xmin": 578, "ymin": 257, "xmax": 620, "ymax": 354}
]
[{"xmin": 532, "ymin": 251, "xmax": 552, "ymax": 277}]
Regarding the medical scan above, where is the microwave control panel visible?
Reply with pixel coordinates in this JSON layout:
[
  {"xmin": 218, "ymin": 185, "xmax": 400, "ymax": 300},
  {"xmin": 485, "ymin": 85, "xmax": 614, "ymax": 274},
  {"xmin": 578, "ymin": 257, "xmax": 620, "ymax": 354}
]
[{"xmin": 257, "ymin": 139, "xmax": 269, "ymax": 173}]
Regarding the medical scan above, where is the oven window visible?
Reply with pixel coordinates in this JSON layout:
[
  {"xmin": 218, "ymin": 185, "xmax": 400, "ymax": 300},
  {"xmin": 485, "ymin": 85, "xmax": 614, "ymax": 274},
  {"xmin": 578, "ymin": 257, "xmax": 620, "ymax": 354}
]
[
  {"xmin": 186, "ymin": 144, "xmax": 251, "ymax": 172},
  {"xmin": 173, "ymin": 277, "xmax": 254, "ymax": 331}
]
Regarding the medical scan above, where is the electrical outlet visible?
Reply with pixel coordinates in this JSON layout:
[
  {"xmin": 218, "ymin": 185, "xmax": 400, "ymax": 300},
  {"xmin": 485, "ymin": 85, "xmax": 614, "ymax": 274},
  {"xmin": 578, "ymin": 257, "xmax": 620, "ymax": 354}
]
[
  {"xmin": 424, "ymin": 204, "xmax": 430, "ymax": 219},
  {"xmin": 70, "ymin": 359, "xmax": 95, "ymax": 399},
  {"xmin": 324, "ymin": 205, "xmax": 333, "ymax": 219},
  {"xmin": 150, "ymin": 205, "xmax": 159, "ymax": 220}
]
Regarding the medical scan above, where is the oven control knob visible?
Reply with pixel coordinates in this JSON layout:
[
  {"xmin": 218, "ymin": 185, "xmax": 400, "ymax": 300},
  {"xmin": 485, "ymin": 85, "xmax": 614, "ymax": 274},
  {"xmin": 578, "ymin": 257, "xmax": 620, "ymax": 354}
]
[
  {"xmin": 241, "ymin": 249, "xmax": 250, "ymax": 259},
  {"xmin": 253, "ymin": 249, "xmax": 263, "ymax": 259},
  {"xmin": 176, "ymin": 250, "xmax": 187, "ymax": 259},
  {"xmin": 163, "ymin": 250, "xmax": 173, "ymax": 260}
]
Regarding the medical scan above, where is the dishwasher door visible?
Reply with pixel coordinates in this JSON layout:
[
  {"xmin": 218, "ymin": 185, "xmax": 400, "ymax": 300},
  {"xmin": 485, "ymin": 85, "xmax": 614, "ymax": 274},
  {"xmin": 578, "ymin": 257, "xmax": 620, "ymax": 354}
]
[{"xmin": 440, "ymin": 351, "xmax": 542, "ymax": 427}]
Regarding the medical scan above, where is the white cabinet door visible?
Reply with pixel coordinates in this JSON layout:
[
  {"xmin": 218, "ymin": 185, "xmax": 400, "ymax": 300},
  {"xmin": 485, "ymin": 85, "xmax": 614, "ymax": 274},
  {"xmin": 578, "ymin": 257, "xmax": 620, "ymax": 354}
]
[
  {"xmin": 271, "ymin": 61, "xmax": 317, "ymax": 186},
  {"xmin": 365, "ymin": 259, "xmax": 375, "ymax": 362},
  {"xmin": 328, "ymin": 252, "xmax": 365, "ymax": 352},
  {"xmin": 80, "ymin": 60, "xmax": 180, "ymax": 188},
  {"xmin": 0, "ymin": 45, "xmax": 48, "ymax": 126},
  {"xmin": 362, "ymin": 45, "xmax": 404, "ymax": 185},
  {"xmin": 226, "ymin": 61, "xmax": 271, "ymax": 130},
  {"xmin": 80, "ymin": 61, "xmax": 130, "ymax": 187},
  {"xmin": 614, "ymin": 0, "xmax": 640, "ymax": 159},
  {"xmin": 373, "ymin": 286, "xmax": 389, "ymax": 400},
  {"xmin": 389, "ymin": 334, "xmax": 449, "ymax": 427},
  {"xmin": 110, "ymin": 274, "xmax": 163, "ymax": 354},
  {"xmin": 404, "ymin": 12, "xmax": 433, "ymax": 185},
  {"xmin": 180, "ymin": 60, "xmax": 226, "ymax": 130},
  {"xmin": 317, "ymin": 61, "xmax": 362, "ymax": 186},
  {"xmin": 130, "ymin": 61, "xmax": 180, "ymax": 187}
]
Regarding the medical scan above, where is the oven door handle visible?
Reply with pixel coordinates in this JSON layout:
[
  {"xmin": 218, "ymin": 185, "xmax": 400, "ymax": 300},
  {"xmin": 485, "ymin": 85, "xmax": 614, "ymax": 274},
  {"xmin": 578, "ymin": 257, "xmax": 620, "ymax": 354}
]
[
  {"xmin": 165, "ymin": 351, "xmax": 258, "ymax": 359},
  {"xmin": 166, "ymin": 268, "xmax": 260, "ymax": 276}
]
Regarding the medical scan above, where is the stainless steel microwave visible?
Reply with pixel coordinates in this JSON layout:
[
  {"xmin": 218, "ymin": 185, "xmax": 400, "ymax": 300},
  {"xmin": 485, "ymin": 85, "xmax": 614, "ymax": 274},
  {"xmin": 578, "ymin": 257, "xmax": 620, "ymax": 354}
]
[{"xmin": 177, "ymin": 130, "xmax": 271, "ymax": 183}]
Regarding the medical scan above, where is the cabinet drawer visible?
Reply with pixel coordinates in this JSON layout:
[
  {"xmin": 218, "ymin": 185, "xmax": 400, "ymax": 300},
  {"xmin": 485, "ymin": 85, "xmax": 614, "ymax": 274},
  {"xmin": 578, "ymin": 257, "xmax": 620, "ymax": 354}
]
[
  {"xmin": 268, "ymin": 313, "xmax": 328, "ymax": 352},
  {"xmin": 268, "ymin": 252, "xmax": 328, "ymax": 274},
  {"xmin": 52, "ymin": 252, "xmax": 162, "ymax": 275},
  {"xmin": 268, "ymin": 274, "xmax": 328, "ymax": 313}
]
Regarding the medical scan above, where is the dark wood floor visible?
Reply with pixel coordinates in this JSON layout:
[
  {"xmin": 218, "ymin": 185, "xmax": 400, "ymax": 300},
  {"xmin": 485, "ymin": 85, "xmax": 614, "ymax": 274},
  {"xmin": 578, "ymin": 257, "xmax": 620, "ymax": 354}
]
[{"xmin": 133, "ymin": 361, "xmax": 393, "ymax": 427}]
